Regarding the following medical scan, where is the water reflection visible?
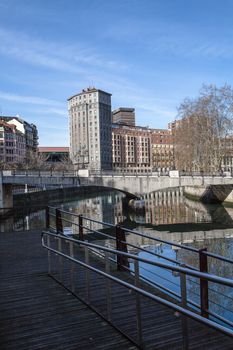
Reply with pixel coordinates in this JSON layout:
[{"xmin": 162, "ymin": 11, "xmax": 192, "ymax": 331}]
[
  {"xmin": 2, "ymin": 188, "xmax": 233, "ymax": 323},
  {"xmin": 2, "ymin": 187, "xmax": 233, "ymax": 234}
]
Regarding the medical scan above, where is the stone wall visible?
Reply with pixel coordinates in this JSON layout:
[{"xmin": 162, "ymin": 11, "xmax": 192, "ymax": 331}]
[{"xmin": 184, "ymin": 185, "xmax": 233, "ymax": 204}]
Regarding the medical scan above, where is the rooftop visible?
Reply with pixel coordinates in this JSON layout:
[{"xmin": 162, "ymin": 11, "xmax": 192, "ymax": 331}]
[
  {"xmin": 38, "ymin": 147, "xmax": 69, "ymax": 153},
  {"xmin": 112, "ymin": 107, "xmax": 135, "ymax": 114},
  {"xmin": 67, "ymin": 87, "xmax": 112, "ymax": 101}
]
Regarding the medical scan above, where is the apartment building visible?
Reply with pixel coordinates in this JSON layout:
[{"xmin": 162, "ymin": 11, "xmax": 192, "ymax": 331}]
[
  {"xmin": 0, "ymin": 120, "xmax": 26, "ymax": 164},
  {"xmin": 1, "ymin": 116, "xmax": 38, "ymax": 154},
  {"xmin": 68, "ymin": 87, "xmax": 112, "ymax": 170},
  {"xmin": 151, "ymin": 128, "xmax": 174, "ymax": 171},
  {"xmin": 112, "ymin": 124, "xmax": 152, "ymax": 173}
]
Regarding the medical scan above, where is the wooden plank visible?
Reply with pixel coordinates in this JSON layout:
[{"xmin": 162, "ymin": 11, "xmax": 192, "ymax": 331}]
[
  {"xmin": 0, "ymin": 230, "xmax": 233, "ymax": 350},
  {"xmin": 0, "ymin": 231, "xmax": 137, "ymax": 350}
]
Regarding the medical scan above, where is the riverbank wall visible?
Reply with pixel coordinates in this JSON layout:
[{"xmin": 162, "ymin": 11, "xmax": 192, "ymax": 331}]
[{"xmin": 13, "ymin": 186, "xmax": 115, "ymax": 207}]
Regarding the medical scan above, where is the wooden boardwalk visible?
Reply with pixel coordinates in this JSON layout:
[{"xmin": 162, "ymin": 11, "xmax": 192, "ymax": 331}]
[
  {"xmin": 1, "ymin": 230, "xmax": 233, "ymax": 349},
  {"xmin": 0, "ymin": 231, "xmax": 136, "ymax": 350}
]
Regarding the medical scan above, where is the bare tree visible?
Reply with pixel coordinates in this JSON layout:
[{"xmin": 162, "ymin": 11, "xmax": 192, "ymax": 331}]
[
  {"xmin": 24, "ymin": 150, "xmax": 48, "ymax": 170},
  {"xmin": 174, "ymin": 84, "xmax": 233, "ymax": 173}
]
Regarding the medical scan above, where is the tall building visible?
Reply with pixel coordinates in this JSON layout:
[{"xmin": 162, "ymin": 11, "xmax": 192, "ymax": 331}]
[
  {"xmin": 0, "ymin": 120, "xmax": 26, "ymax": 164},
  {"xmin": 112, "ymin": 124, "xmax": 152, "ymax": 173},
  {"xmin": 1, "ymin": 115, "xmax": 38, "ymax": 154},
  {"xmin": 68, "ymin": 87, "xmax": 112, "ymax": 170},
  {"xmin": 112, "ymin": 108, "xmax": 135, "ymax": 126}
]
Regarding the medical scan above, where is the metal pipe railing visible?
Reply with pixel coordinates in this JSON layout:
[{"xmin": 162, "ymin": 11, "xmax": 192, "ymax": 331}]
[
  {"xmin": 41, "ymin": 231, "xmax": 233, "ymax": 341},
  {"xmin": 42, "ymin": 231, "xmax": 233, "ymax": 288},
  {"xmin": 46, "ymin": 206, "xmax": 233, "ymax": 324},
  {"xmin": 48, "ymin": 206, "xmax": 233, "ymax": 265}
]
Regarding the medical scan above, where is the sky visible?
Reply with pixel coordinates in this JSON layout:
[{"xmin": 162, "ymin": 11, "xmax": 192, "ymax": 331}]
[{"xmin": 1, "ymin": 0, "xmax": 233, "ymax": 146}]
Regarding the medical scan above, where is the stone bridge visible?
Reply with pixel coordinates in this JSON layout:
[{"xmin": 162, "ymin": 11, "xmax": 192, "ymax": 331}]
[
  {"xmin": 1, "ymin": 170, "xmax": 233, "ymax": 208},
  {"xmin": 0, "ymin": 170, "xmax": 79, "ymax": 208},
  {"xmin": 80, "ymin": 174, "xmax": 233, "ymax": 201}
]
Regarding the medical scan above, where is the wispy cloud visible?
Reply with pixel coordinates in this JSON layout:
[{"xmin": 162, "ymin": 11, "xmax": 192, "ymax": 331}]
[
  {"xmin": 0, "ymin": 27, "xmax": 128, "ymax": 73},
  {"xmin": 0, "ymin": 91, "xmax": 64, "ymax": 108},
  {"xmin": 104, "ymin": 18, "xmax": 233, "ymax": 60}
]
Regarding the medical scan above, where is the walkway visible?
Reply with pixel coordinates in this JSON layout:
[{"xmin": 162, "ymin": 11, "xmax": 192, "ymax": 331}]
[
  {"xmin": 0, "ymin": 231, "xmax": 136, "ymax": 350},
  {"xmin": 1, "ymin": 230, "xmax": 233, "ymax": 349}
]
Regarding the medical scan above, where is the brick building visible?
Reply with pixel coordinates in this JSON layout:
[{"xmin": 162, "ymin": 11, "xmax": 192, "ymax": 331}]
[
  {"xmin": 151, "ymin": 128, "xmax": 174, "ymax": 171},
  {"xmin": 112, "ymin": 108, "xmax": 135, "ymax": 126},
  {"xmin": 112, "ymin": 124, "xmax": 152, "ymax": 173}
]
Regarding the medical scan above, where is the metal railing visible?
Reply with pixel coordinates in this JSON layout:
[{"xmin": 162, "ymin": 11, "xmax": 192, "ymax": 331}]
[
  {"xmin": 1, "ymin": 170, "xmax": 78, "ymax": 177},
  {"xmin": 45, "ymin": 206, "xmax": 233, "ymax": 328},
  {"xmin": 41, "ymin": 231, "xmax": 233, "ymax": 349}
]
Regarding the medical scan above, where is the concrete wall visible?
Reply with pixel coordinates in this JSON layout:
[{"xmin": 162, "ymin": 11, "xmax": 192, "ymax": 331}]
[
  {"xmin": 81, "ymin": 175, "xmax": 233, "ymax": 197},
  {"xmin": 184, "ymin": 185, "xmax": 233, "ymax": 204},
  {"xmin": 13, "ymin": 186, "xmax": 115, "ymax": 207},
  {"xmin": 0, "ymin": 183, "xmax": 13, "ymax": 208}
]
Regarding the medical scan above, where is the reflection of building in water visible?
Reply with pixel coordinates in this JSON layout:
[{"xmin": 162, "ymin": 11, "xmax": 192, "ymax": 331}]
[
  {"xmin": 115, "ymin": 225, "xmax": 233, "ymax": 252},
  {"xmin": 63, "ymin": 192, "xmax": 126, "ymax": 234},
  {"xmin": 1, "ymin": 209, "xmax": 45, "ymax": 232},
  {"xmin": 139, "ymin": 188, "xmax": 212, "ymax": 225}
]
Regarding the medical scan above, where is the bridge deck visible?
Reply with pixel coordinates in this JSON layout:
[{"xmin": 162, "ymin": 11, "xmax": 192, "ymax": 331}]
[{"xmin": 0, "ymin": 231, "xmax": 233, "ymax": 349}]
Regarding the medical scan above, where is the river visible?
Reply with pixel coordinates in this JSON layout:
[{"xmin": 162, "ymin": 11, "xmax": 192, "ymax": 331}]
[{"xmin": 1, "ymin": 187, "xmax": 233, "ymax": 324}]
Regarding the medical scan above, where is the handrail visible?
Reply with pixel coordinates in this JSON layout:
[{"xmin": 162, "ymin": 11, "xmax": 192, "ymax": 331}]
[
  {"xmin": 202, "ymin": 250, "xmax": 233, "ymax": 264},
  {"xmin": 48, "ymin": 211, "xmax": 198, "ymax": 271},
  {"xmin": 123, "ymin": 226, "xmax": 199, "ymax": 253},
  {"xmin": 42, "ymin": 231, "xmax": 233, "ymax": 288},
  {"xmin": 1, "ymin": 170, "xmax": 78, "ymax": 177},
  {"xmin": 49, "ymin": 206, "xmax": 116, "ymax": 228},
  {"xmin": 46, "ymin": 206, "xmax": 233, "ymax": 325},
  {"xmin": 47, "ymin": 206, "xmax": 233, "ymax": 265},
  {"xmin": 41, "ymin": 230, "xmax": 233, "ymax": 339}
]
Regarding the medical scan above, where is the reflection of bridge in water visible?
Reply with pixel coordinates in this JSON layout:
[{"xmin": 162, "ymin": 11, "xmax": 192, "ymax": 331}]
[{"xmin": 139, "ymin": 188, "xmax": 233, "ymax": 226}]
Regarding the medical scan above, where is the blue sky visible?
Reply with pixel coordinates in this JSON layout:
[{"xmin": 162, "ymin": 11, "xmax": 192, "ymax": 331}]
[{"xmin": 0, "ymin": 0, "xmax": 233, "ymax": 146}]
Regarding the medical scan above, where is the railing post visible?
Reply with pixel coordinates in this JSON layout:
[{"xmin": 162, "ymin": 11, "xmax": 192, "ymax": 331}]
[
  {"xmin": 45, "ymin": 206, "xmax": 50, "ymax": 230},
  {"xmin": 84, "ymin": 245, "xmax": 90, "ymax": 303},
  {"xmin": 69, "ymin": 241, "xmax": 75, "ymax": 292},
  {"xmin": 116, "ymin": 225, "xmax": 129, "ymax": 271},
  {"xmin": 47, "ymin": 235, "xmax": 51, "ymax": 275},
  {"xmin": 105, "ymin": 251, "xmax": 112, "ymax": 321},
  {"xmin": 58, "ymin": 236, "xmax": 63, "ymax": 282},
  {"xmin": 79, "ymin": 215, "xmax": 84, "ymax": 240},
  {"xmin": 180, "ymin": 266, "xmax": 189, "ymax": 350},
  {"xmin": 56, "ymin": 208, "xmax": 63, "ymax": 234},
  {"xmin": 134, "ymin": 260, "xmax": 143, "ymax": 347},
  {"xmin": 199, "ymin": 248, "xmax": 209, "ymax": 318}
]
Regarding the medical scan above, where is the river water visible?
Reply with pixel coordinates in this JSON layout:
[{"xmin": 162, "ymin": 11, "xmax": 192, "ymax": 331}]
[{"xmin": 1, "ymin": 187, "xmax": 233, "ymax": 324}]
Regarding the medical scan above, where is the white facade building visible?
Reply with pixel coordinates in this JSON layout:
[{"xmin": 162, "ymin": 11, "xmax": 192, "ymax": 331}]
[{"xmin": 68, "ymin": 87, "xmax": 112, "ymax": 170}]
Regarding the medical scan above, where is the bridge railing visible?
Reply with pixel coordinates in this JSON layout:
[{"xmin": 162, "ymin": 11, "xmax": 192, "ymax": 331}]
[
  {"xmin": 42, "ymin": 230, "xmax": 233, "ymax": 349},
  {"xmin": 46, "ymin": 206, "xmax": 233, "ymax": 328},
  {"xmin": 1, "ymin": 170, "xmax": 78, "ymax": 177}
]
